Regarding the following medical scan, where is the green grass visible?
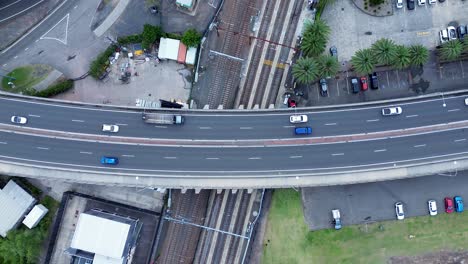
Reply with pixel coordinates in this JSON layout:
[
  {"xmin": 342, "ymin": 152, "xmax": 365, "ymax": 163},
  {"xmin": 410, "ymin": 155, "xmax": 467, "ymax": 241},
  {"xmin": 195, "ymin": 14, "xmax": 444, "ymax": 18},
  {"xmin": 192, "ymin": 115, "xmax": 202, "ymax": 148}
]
[
  {"xmin": 262, "ymin": 189, "xmax": 468, "ymax": 264},
  {"xmin": 1, "ymin": 65, "xmax": 52, "ymax": 94}
]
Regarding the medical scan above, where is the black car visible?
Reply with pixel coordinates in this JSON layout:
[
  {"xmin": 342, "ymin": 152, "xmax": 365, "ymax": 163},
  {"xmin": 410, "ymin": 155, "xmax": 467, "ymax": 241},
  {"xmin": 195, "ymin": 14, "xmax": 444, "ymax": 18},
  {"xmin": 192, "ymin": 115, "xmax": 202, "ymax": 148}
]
[
  {"xmin": 319, "ymin": 79, "xmax": 328, "ymax": 96},
  {"xmin": 329, "ymin": 46, "xmax": 338, "ymax": 59},
  {"xmin": 458, "ymin": 25, "xmax": 467, "ymax": 40},
  {"xmin": 407, "ymin": 0, "xmax": 415, "ymax": 9},
  {"xmin": 369, "ymin": 72, "xmax": 379, "ymax": 89},
  {"xmin": 351, "ymin": 78, "xmax": 359, "ymax": 93}
]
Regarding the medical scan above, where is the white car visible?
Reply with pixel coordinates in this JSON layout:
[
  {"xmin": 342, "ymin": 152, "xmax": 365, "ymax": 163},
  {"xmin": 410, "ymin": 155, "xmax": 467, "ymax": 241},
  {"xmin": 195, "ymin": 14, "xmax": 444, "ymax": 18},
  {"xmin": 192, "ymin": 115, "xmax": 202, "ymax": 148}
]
[
  {"xmin": 395, "ymin": 202, "xmax": 405, "ymax": 220},
  {"xmin": 102, "ymin": 124, "xmax": 119, "ymax": 133},
  {"xmin": 396, "ymin": 0, "xmax": 403, "ymax": 8},
  {"xmin": 10, "ymin": 116, "xmax": 27, "ymax": 124},
  {"xmin": 418, "ymin": 0, "xmax": 426, "ymax": 5},
  {"xmin": 381, "ymin": 106, "xmax": 402, "ymax": 116},
  {"xmin": 289, "ymin": 115, "xmax": 308, "ymax": 123},
  {"xmin": 428, "ymin": 200, "xmax": 437, "ymax": 216},
  {"xmin": 464, "ymin": 98, "xmax": 468, "ymax": 106},
  {"xmin": 428, "ymin": 0, "xmax": 436, "ymax": 4},
  {"xmin": 447, "ymin": 26, "xmax": 457, "ymax": 41},
  {"xmin": 439, "ymin": 29, "xmax": 449, "ymax": 44}
]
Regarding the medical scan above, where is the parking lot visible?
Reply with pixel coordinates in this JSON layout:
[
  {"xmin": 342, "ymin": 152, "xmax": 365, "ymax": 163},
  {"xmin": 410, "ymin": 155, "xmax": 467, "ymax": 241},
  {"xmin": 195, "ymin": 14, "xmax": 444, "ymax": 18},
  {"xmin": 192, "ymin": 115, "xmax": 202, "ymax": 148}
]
[{"xmin": 302, "ymin": 170, "xmax": 468, "ymax": 230}]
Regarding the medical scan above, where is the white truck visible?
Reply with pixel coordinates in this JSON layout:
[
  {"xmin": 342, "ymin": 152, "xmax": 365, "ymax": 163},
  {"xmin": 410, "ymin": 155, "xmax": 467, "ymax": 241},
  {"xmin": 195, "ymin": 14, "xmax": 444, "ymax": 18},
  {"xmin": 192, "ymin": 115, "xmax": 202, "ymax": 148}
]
[
  {"xmin": 332, "ymin": 209, "xmax": 342, "ymax": 230},
  {"xmin": 142, "ymin": 113, "xmax": 184, "ymax": 125}
]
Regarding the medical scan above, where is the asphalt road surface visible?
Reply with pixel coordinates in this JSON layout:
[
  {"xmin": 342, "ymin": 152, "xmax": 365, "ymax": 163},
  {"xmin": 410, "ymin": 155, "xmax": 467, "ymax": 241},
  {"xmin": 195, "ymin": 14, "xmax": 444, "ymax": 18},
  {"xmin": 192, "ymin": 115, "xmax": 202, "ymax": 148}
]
[
  {"xmin": 0, "ymin": 0, "xmax": 44, "ymax": 23},
  {"xmin": 1, "ymin": 94, "xmax": 467, "ymax": 140}
]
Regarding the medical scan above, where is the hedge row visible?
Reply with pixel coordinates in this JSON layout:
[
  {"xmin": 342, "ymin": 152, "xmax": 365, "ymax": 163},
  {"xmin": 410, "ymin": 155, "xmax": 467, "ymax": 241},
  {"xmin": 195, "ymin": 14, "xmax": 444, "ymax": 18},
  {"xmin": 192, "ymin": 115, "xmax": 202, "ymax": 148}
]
[
  {"xmin": 35, "ymin": 79, "xmax": 74, "ymax": 97},
  {"xmin": 90, "ymin": 44, "xmax": 117, "ymax": 79}
]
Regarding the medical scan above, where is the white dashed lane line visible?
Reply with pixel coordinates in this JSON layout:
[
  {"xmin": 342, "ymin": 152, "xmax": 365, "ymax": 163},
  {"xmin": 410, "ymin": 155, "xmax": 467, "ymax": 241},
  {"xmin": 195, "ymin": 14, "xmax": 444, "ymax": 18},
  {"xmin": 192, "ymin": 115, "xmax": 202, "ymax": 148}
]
[
  {"xmin": 331, "ymin": 153, "xmax": 344, "ymax": 156},
  {"xmin": 240, "ymin": 127, "xmax": 252, "ymax": 130},
  {"xmin": 199, "ymin": 127, "xmax": 212, "ymax": 129},
  {"xmin": 72, "ymin": 119, "xmax": 85, "ymax": 123},
  {"xmin": 164, "ymin": 157, "xmax": 177, "ymax": 159},
  {"xmin": 448, "ymin": 109, "xmax": 460, "ymax": 112},
  {"xmin": 28, "ymin": 114, "xmax": 41, "ymax": 117},
  {"xmin": 413, "ymin": 144, "xmax": 426, "ymax": 148},
  {"xmin": 0, "ymin": 142, "xmax": 7, "ymax": 144},
  {"xmin": 289, "ymin": 155, "xmax": 302, "ymax": 159},
  {"xmin": 206, "ymin": 157, "xmax": 220, "ymax": 160},
  {"xmin": 121, "ymin": 154, "xmax": 135, "ymax": 158},
  {"xmin": 36, "ymin": 147, "xmax": 49, "ymax": 150},
  {"xmin": 374, "ymin": 149, "xmax": 387, "ymax": 153},
  {"xmin": 406, "ymin": 114, "xmax": 418, "ymax": 118},
  {"xmin": 248, "ymin": 157, "xmax": 262, "ymax": 160},
  {"xmin": 366, "ymin": 119, "xmax": 379, "ymax": 122},
  {"xmin": 454, "ymin": 139, "xmax": 466, "ymax": 143},
  {"xmin": 325, "ymin": 123, "xmax": 337, "ymax": 126},
  {"xmin": 80, "ymin": 151, "xmax": 92, "ymax": 154}
]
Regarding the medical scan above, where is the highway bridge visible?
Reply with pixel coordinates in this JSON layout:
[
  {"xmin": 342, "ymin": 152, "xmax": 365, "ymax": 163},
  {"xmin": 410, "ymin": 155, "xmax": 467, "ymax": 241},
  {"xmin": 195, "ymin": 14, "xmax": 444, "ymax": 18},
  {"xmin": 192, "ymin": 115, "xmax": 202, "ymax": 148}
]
[{"xmin": 1, "ymin": 91, "xmax": 467, "ymax": 189}]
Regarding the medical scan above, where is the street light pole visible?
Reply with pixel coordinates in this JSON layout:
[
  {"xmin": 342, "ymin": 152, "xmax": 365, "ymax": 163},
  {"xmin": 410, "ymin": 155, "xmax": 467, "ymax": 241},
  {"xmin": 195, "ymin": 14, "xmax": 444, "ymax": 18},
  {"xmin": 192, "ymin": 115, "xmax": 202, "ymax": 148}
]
[{"xmin": 440, "ymin": 92, "xmax": 446, "ymax": 107}]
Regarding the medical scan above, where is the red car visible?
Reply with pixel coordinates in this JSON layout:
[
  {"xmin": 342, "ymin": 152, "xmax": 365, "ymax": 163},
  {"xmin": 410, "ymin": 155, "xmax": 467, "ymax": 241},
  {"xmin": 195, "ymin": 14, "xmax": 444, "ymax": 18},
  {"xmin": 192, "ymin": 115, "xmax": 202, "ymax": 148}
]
[
  {"xmin": 445, "ymin": 197, "xmax": 454, "ymax": 213},
  {"xmin": 288, "ymin": 98, "xmax": 296, "ymax": 108},
  {"xmin": 360, "ymin": 77, "xmax": 368, "ymax": 91}
]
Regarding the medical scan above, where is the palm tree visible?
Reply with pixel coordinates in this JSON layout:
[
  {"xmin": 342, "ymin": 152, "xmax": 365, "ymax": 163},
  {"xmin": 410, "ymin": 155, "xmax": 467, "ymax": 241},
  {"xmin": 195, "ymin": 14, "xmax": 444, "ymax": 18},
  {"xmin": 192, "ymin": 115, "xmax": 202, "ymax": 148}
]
[
  {"xmin": 301, "ymin": 20, "xmax": 330, "ymax": 57},
  {"xmin": 439, "ymin": 40, "xmax": 463, "ymax": 61},
  {"xmin": 351, "ymin": 49, "xmax": 376, "ymax": 75},
  {"xmin": 408, "ymin": 45, "xmax": 429, "ymax": 66},
  {"xmin": 371, "ymin": 38, "xmax": 397, "ymax": 66},
  {"xmin": 392, "ymin": 45, "xmax": 411, "ymax": 69},
  {"xmin": 292, "ymin": 57, "xmax": 319, "ymax": 84},
  {"xmin": 317, "ymin": 55, "xmax": 340, "ymax": 78}
]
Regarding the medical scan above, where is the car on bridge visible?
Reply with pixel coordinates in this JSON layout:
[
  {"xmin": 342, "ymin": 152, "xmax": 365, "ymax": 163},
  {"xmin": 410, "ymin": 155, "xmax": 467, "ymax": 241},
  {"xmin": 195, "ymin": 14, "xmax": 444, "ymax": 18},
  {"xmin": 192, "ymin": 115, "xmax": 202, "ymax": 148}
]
[
  {"xmin": 295, "ymin": 127, "xmax": 312, "ymax": 135},
  {"xmin": 10, "ymin": 116, "xmax": 27, "ymax": 124},
  {"xmin": 381, "ymin": 106, "xmax": 402, "ymax": 116},
  {"xmin": 102, "ymin": 124, "xmax": 119, "ymax": 133},
  {"xmin": 290, "ymin": 115, "xmax": 308, "ymax": 123},
  {"xmin": 100, "ymin": 156, "xmax": 119, "ymax": 165}
]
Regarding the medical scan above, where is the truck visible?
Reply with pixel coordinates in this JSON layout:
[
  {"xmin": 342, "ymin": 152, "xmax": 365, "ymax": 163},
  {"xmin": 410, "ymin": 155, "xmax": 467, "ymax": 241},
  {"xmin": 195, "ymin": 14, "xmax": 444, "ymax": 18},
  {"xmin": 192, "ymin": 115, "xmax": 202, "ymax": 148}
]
[
  {"xmin": 332, "ymin": 209, "xmax": 342, "ymax": 230},
  {"xmin": 142, "ymin": 113, "xmax": 184, "ymax": 125}
]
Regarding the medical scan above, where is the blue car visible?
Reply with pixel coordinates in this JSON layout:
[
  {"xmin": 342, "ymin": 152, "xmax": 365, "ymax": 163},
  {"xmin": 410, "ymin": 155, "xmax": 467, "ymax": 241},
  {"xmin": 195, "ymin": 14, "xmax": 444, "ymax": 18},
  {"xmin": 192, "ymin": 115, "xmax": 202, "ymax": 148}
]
[
  {"xmin": 295, "ymin": 127, "xmax": 312, "ymax": 135},
  {"xmin": 100, "ymin": 156, "xmax": 119, "ymax": 165},
  {"xmin": 454, "ymin": 196, "xmax": 464, "ymax": 212}
]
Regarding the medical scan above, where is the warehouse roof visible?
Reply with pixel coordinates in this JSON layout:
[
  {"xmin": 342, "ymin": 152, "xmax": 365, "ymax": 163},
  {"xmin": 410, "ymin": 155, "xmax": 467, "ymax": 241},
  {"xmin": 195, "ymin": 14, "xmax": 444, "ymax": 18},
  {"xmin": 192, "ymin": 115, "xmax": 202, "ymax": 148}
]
[{"xmin": 0, "ymin": 181, "xmax": 36, "ymax": 237}]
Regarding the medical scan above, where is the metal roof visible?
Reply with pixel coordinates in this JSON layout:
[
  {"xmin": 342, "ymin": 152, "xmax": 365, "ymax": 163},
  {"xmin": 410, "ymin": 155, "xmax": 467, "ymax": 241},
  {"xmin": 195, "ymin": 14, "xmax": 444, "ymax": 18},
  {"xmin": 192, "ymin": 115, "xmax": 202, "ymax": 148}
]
[
  {"xmin": 0, "ymin": 181, "xmax": 36, "ymax": 237},
  {"xmin": 22, "ymin": 204, "xmax": 48, "ymax": 229}
]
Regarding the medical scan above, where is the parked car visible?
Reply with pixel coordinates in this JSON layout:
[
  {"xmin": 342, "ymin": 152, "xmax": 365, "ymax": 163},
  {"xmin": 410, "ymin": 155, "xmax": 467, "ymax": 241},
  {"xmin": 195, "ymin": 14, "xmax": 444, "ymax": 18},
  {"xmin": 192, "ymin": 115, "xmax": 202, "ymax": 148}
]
[
  {"xmin": 329, "ymin": 46, "xmax": 338, "ymax": 59},
  {"xmin": 439, "ymin": 29, "xmax": 449, "ymax": 44},
  {"xmin": 448, "ymin": 26, "xmax": 457, "ymax": 40},
  {"xmin": 319, "ymin": 79, "xmax": 328, "ymax": 96},
  {"xmin": 283, "ymin": 92, "xmax": 292, "ymax": 105},
  {"xmin": 369, "ymin": 72, "xmax": 379, "ymax": 89},
  {"xmin": 381, "ymin": 106, "xmax": 403, "ymax": 116},
  {"xmin": 395, "ymin": 202, "xmax": 405, "ymax": 220},
  {"xmin": 464, "ymin": 97, "xmax": 468, "ymax": 106},
  {"xmin": 290, "ymin": 115, "xmax": 308, "ymax": 123},
  {"xmin": 396, "ymin": 0, "xmax": 404, "ymax": 8},
  {"xmin": 457, "ymin": 25, "xmax": 467, "ymax": 39},
  {"xmin": 445, "ymin": 197, "xmax": 454, "ymax": 213},
  {"xmin": 428, "ymin": 200, "xmax": 437, "ymax": 216},
  {"xmin": 288, "ymin": 98, "xmax": 297, "ymax": 108},
  {"xmin": 332, "ymin": 209, "xmax": 342, "ymax": 230},
  {"xmin": 351, "ymin": 77, "xmax": 359, "ymax": 93},
  {"xmin": 100, "ymin": 156, "xmax": 119, "ymax": 165},
  {"xmin": 418, "ymin": 0, "xmax": 426, "ymax": 5},
  {"xmin": 407, "ymin": 0, "xmax": 415, "ymax": 9},
  {"xmin": 454, "ymin": 196, "xmax": 464, "ymax": 212},
  {"xmin": 360, "ymin": 77, "xmax": 368, "ymax": 91},
  {"xmin": 295, "ymin": 127, "xmax": 312, "ymax": 135},
  {"xmin": 428, "ymin": 0, "xmax": 436, "ymax": 4},
  {"xmin": 438, "ymin": 0, "xmax": 445, "ymax": 2},
  {"xmin": 10, "ymin": 116, "xmax": 27, "ymax": 124},
  {"xmin": 102, "ymin": 124, "xmax": 119, "ymax": 133}
]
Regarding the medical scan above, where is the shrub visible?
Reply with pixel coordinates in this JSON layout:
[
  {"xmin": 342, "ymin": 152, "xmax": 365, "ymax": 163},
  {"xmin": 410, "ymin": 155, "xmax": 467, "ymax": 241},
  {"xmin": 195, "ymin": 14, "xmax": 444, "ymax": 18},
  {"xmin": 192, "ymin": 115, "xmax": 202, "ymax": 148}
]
[
  {"xmin": 117, "ymin": 34, "xmax": 143, "ymax": 45},
  {"xmin": 90, "ymin": 45, "xmax": 116, "ymax": 79},
  {"xmin": 181, "ymin": 28, "xmax": 202, "ymax": 48},
  {"xmin": 35, "ymin": 80, "xmax": 74, "ymax": 97},
  {"xmin": 142, "ymin": 24, "xmax": 163, "ymax": 49},
  {"xmin": 369, "ymin": 0, "xmax": 385, "ymax": 5}
]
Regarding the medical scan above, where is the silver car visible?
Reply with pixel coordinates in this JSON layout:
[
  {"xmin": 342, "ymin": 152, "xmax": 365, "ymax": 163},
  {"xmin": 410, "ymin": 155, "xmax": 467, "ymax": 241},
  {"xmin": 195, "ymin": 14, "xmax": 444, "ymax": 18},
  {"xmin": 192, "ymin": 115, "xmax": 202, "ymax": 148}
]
[
  {"xmin": 381, "ymin": 106, "xmax": 402, "ymax": 116},
  {"xmin": 10, "ymin": 116, "xmax": 27, "ymax": 124},
  {"xmin": 395, "ymin": 202, "xmax": 405, "ymax": 220},
  {"xmin": 102, "ymin": 124, "xmax": 119, "ymax": 133},
  {"xmin": 428, "ymin": 200, "xmax": 437, "ymax": 216}
]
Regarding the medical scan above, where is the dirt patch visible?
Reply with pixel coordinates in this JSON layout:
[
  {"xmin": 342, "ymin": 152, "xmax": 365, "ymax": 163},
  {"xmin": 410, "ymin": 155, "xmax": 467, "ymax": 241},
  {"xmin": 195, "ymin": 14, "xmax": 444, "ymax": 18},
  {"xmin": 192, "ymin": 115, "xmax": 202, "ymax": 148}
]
[{"xmin": 389, "ymin": 250, "xmax": 468, "ymax": 264}]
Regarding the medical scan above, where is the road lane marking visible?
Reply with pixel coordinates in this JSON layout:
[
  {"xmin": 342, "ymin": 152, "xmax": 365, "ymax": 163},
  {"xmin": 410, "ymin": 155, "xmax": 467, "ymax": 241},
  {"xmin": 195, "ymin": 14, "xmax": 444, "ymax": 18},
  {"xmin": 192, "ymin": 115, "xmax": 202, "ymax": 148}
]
[
  {"xmin": 374, "ymin": 149, "xmax": 387, "ymax": 152},
  {"xmin": 454, "ymin": 139, "xmax": 466, "ymax": 142},
  {"xmin": 164, "ymin": 157, "xmax": 177, "ymax": 159},
  {"xmin": 289, "ymin": 155, "xmax": 302, "ymax": 159},
  {"xmin": 199, "ymin": 127, "xmax": 212, "ymax": 129},
  {"xmin": 331, "ymin": 153, "xmax": 344, "ymax": 156},
  {"xmin": 0, "ymin": 0, "xmax": 45, "ymax": 23},
  {"xmin": 0, "ymin": 142, "xmax": 7, "ymax": 144},
  {"xmin": 37, "ymin": 147, "xmax": 49, "ymax": 150},
  {"xmin": 0, "ymin": 0, "xmax": 22, "ymax": 11},
  {"xmin": 406, "ymin": 114, "xmax": 418, "ymax": 118},
  {"xmin": 283, "ymin": 125, "xmax": 295, "ymax": 128},
  {"xmin": 325, "ymin": 123, "xmax": 337, "ymax": 126},
  {"xmin": 154, "ymin": 125, "xmax": 167, "ymax": 128},
  {"xmin": 116, "ymin": 123, "xmax": 128, "ymax": 126},
  {"xmin": 72, "ymin": 119, "xmax": 84, "ymax": 122},
  {"xmin": 248, "ymin": 157, "xmax": 262, "ymax": 160},
  {"xmin": 414, "ymin": 144, "xmax": 426, "ymax": 148},
  {"xmin": 366, "ymin": 119, "xmax": 379, "ymax": 122},
  {"xmin": 448, "ymin": 109, "xmax": 460, "ymax": 112},
  {"xmin": 80, "ymin": 151, "xmax": 92, "ymax": 154},
  {"xmin": 28, "ymin": 114, "xmax": 41, "ymax": 117},
  {"xmin": 206, "ymin": 157, "xmax": 219, "ymax": 160},
  {"xmin": 122, "ymin": 154, "xmax": 134, "ymax": 157},
  {"xmin": 240, "ymin": 127, "xmax": 252, "ymax": 129}
]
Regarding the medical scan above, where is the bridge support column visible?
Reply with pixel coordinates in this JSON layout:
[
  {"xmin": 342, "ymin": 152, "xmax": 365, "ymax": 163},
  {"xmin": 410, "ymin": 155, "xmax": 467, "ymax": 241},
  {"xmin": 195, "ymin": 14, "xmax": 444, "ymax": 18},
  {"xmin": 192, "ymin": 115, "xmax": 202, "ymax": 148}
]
[
  {"xmin": 253, "ymin": 104, "xmax": 259, "ymax": 109},
  {"xmin": 195, "ymin": 188, "xmax": 202, "ymax": 194},
  {"xmin": 217, "ymin": 189, "xmax": 223, "ymax": 194},
  {"xmin": 218, "ymin": 105, "xmax": 223, "ymax": 109},
  {"xmin": 231, "ymin": 189, "xmax": 238, "ymax": 194},
  {"xmin": 247, "ymin": 189, "xmax": 253, "ymax": 194},
  {"xmin": 203, "ymin": 105, "xmax": 210, "ymax": 109},
  {"xmin": 181, "ymin": 188, "xmax": 187, "ymax": 194},
  {"xmin": 268, "ymin": 104, "xmax": 275, "ymax": 109},
  {"xmin": 238, "ymin": 105, "xmax": 244, "ymax": 109}
]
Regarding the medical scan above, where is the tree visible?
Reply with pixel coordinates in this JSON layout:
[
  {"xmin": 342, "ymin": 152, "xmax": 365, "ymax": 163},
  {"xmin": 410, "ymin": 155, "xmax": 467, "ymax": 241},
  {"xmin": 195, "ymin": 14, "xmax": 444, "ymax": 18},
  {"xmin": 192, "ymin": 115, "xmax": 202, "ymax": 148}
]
[
  {"xmin": 408, "ymin": 45, "xmax": 429, "ymax": 66},
  {"xmin": 392, "ymin": 45, "xmax": 411, "ymax": 69},
  {"xmin": 181, "ymin": 28, "xmax": 202, "ymax": 48},
  {"xmin": 439, "ymin": 40, "xmax": 463, "ymax": 61},
  {"xmin": 292, "ymin": 57, "xmax": 319, "ymax": 84},
  {"xmin": 351, "ymin": 49, "xmax": 376, "ymax": 75},
  {"xmin": 142, "ymin": 24, "xmax": 163, "ymax": 49},
  {"xmin": 369, "ymin": 0, "xmax": 385, "ymax": 5},
  {"xmin": 371, "ymin": 38, "xmax": 397, "ymax": 66},
  {"xmin": 316, "ymin": 55, "xmax": 340, "ymax": 78},
  {"xmin": 301, "ymin": 20, "xmax": 330, "ymax": 57}
]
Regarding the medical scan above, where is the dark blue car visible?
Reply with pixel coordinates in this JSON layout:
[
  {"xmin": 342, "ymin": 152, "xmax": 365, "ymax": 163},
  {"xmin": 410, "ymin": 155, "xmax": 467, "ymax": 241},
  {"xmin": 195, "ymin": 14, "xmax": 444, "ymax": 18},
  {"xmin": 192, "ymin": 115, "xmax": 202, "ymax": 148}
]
[
  {"xmin": 454, "ymin": 196, "xmax": 464, "ymax": 212},
  {"xmin": 295, "ymin": 127, "xmax": 312, "ymax": 135},
  {"xmin": 100, "ymin": 156, "xmax": 119, "ymax": 165}
]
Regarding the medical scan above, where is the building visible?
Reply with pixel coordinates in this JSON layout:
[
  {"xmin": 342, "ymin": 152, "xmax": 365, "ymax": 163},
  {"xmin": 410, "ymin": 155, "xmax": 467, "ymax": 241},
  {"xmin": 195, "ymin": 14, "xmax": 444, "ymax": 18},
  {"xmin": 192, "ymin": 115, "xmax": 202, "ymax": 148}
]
[
  {"xmin": 22, "ymin": 204, "xmax": 49, "ymax": 229},
  {"xmin": 158, "ymin": 37, "xmax": 197, "ymax": 65},
  {"xmin": 0, "ymin": 180, "xmax": 36, "ymax": 237},
  {"xmin": 66, "ymin": 209, "xmax": 141, "ymax": 264}
]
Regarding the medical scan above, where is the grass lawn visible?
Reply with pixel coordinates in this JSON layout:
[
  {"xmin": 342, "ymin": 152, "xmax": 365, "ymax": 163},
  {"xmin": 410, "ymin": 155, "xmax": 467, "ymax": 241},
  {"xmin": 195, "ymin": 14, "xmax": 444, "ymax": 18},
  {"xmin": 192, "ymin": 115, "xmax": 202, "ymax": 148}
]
[
  {"xmin": 262, "ymin": 189, "xmax": 468, "ymax": 264},
  {"xmin": 1, "ymin": 65, "xmax": 52, "ymax": 94}
]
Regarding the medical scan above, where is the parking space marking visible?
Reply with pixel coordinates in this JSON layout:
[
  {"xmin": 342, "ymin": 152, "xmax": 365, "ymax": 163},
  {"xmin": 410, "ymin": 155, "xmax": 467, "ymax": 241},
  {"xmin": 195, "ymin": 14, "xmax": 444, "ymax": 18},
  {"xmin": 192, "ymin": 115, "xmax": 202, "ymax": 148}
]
[
  {"xmin": 346, "ymin": 72, "xmax": 350, "ymax": 94},
  {"xmin": 374, "ymin": 149, "xmax": 387, "ymax": 153},
  {"xmin": 289, "ymin": 155, "xmax": 302, "ymax": 159},
  {"xmin": 454, "ymin": 139, "xmax": 466, "ymax": 143},
  {"xmin": 448, "ymin": 108, "xmax": 460, "ymax": 112},
  {"xmin": 331, "ymin": 153, "xmax": 344, "ymax": 156},
  {"xmin": 396, "ymin": 70, "xmax": 401, "ymax": 89},
  {"xmin": 414, "ymin": 144, "xmax": 426, "ymax": 148},
  {"xmin": 386, "ymin": 72, "xmax": 390, "ymax": 89},
  {"xmin": 325, "ymin": 123, "xmax": 337, "ymax": 126},
  {"xmin": 366, "ymin": 119, "xmax": 379, "ymax": 122},
  {"xmin": 461, "ymin": 61, "xmax": 465, "ymax": 78},
  {"xmin": 405, "ymin": 114, "xmax": 418, "ymax": 118},
  {"xmin": 336, "ymin": 81, "xmax": 340, "ymax": 96}
]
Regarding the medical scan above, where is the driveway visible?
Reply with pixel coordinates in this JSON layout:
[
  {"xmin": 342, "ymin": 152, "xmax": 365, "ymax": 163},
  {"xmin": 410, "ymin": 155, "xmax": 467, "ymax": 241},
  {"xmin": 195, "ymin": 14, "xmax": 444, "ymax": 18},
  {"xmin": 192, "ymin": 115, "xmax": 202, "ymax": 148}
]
[{"xmin": 302, "ymin": 169, "xmax": 467, "ymax": 230}]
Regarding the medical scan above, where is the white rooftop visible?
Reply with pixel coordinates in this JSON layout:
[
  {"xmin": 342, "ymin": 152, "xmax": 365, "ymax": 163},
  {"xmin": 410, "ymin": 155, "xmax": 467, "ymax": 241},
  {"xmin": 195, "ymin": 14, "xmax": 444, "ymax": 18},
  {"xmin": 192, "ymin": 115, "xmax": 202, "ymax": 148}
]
[
  {"xmin": 70, "ymin": 213, "xmax": 130, "ymax": 260},
  {"xmin": 23, "ymin": 204, "xmax": 48, "ymax": 229},
  {"xmin": 176, "ymin": 0, "xmax": 193, "ymax": 7},
  {"xmin": 185, "ymin": 47, "xmax": 197, "ymax": 65},
  {"xmin": 0, "ymin": 181, "xmax": 36, "ymax": 237},
  {"xmin": 158, "ymin": 38, "xmax": 180, "ymax": 61}
]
